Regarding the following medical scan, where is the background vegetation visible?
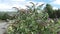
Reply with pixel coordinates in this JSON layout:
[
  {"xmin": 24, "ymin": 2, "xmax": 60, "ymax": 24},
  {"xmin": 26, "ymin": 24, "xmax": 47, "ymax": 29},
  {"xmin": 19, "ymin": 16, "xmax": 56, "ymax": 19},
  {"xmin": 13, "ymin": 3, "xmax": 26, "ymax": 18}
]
[{"xmin": 0, "ymin": 12, "xmax": 17, "ymax": 20}]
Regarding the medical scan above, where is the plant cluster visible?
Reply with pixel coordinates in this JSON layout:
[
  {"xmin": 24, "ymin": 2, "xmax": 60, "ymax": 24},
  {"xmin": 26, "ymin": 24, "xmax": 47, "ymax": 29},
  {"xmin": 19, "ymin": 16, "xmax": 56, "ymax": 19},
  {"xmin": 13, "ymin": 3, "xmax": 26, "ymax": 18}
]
[{"xmin": 7, "ymin": 2, "xmax": 60, "ymax": 34}]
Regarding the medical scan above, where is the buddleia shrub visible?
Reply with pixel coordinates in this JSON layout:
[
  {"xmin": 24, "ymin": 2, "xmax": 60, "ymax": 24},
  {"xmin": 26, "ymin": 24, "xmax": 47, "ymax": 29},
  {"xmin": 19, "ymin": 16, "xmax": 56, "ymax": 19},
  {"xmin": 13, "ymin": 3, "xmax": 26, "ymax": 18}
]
[{"xmin": 6, "ymin": 2, "xmax": 60, "ymax": 34}]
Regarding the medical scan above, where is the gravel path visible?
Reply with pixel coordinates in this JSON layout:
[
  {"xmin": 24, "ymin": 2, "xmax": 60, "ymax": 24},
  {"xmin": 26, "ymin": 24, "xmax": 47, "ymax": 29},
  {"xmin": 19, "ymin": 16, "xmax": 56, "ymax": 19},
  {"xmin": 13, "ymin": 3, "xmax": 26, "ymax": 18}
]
[
  {"xmin": 0, "ymin": 20, "xmax": 15, "ymax": 34},
  {"xmin": 0, "ymin": 22, "xmax": 9, "ymax": 34}
]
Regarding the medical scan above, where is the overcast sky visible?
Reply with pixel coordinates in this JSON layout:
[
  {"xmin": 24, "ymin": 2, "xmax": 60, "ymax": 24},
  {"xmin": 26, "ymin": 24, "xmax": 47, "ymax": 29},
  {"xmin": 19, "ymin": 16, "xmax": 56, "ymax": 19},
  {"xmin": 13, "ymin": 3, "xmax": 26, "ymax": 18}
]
[{"xmin": 0, "ymin": 0, "xmax": 60, "ymax": 10}]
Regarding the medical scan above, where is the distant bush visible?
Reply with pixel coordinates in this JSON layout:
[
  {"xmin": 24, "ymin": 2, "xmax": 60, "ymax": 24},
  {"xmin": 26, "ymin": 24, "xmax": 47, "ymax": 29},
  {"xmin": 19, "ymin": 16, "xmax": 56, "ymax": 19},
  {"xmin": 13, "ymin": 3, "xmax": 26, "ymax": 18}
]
[{"xmin": 0, "ymin": 12, "xmax": 15, "ymax": 20}]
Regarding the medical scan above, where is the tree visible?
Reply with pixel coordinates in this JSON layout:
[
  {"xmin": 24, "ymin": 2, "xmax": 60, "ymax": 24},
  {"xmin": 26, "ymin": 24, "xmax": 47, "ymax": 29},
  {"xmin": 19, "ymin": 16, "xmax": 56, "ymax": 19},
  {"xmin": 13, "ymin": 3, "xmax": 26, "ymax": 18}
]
[
  {"xmin": 56, "ymin": 9, "xmax": 60, "ymax": 18},
  {"xmin": 44, "ymin": 4, "xmax": 54, "ymax": 18}
]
